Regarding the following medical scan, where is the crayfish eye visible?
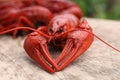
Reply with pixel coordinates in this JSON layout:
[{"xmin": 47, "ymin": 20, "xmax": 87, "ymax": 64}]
[
  {"xmin": 58, "ymin": 28, "xmax": 63, "ymax": 33},
  {"xmin": 49, "ymin": 28, "xmax": 53, "ymax": 33}
]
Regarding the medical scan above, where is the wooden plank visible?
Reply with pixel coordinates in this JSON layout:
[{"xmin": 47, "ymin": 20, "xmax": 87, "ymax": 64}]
[{"xmin": 0, "ymin": 18, "xmax": 120, "ymax": 80}]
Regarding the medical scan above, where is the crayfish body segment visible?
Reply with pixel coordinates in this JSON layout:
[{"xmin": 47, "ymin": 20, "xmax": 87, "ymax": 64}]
[{"xmin": 36, "ymin": 0, "xmax": 83, "ymax": 18}]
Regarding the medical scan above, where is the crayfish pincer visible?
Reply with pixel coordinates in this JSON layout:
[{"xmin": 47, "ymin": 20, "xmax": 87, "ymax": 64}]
[{"xmin": 24, "ymin": 14, "xmax": 94, "ymax": 73}]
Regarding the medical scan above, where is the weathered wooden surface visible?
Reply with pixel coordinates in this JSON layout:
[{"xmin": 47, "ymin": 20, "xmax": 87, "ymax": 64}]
[{"xmin": 0, "ymin": 18, "xmax": 120, "ymax": 80}]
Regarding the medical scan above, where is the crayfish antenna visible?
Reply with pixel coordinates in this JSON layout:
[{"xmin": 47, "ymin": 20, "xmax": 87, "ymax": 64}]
[
  {"xmin": 0, "ymin": 27, "xmax": 50, "ymax": 38},
  {"xmin": 82, "ymin": 29, "xmax": 120, "ymax": 53},
  {"xmin": 0, "ymin": 27, "xmax": 35, "ymax": 35}
]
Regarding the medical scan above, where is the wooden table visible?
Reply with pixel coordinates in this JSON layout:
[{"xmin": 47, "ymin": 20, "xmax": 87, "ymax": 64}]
[{"xmin": 0, "ymin": 18, "xmax": 120, "ymax": 80}]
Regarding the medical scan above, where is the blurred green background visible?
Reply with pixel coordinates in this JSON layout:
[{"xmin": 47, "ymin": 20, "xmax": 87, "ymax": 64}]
[{"xmin": 73, "ymin": 0, "xmax": 120, "ymax": 20}]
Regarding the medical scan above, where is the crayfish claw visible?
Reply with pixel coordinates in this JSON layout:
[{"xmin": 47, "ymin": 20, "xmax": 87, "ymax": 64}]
[
  {"xmin": 24, "ymin": 32, "xmax": 58, "ymax": 73},
  {"xmin": 55, "ymin": 29, "xmax": 94, "ymax": 71}
]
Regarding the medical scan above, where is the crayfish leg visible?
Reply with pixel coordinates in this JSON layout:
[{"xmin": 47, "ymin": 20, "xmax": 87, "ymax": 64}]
[
  {"xmin": 17, "ymin": 16, "xmax": 35, "ymax": 28},
  {"xmin": 12, "ymin": 16, "xmax": 35, "ymax": 38}
]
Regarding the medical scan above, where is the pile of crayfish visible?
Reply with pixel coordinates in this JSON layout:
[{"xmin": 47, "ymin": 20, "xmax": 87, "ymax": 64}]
[{"xmin": 0, "ymin": 0, "xmax": 119, "ymax": 73}]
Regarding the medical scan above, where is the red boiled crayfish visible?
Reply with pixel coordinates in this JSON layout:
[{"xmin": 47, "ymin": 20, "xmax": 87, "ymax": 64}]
[
  {"xmin": 0, "ymin": 14, "xmax": 94, "ymax": 73},
  {"xmin": 24, "ymin": 14, "xmax": 94, "ymax": 73},
  {"xmin": 0, "ymin": 0, "xmax": 120, "ymax": 73},
  {"xmin": 1, "ymin": 13, "xmax": 119, "ymax": 73}
]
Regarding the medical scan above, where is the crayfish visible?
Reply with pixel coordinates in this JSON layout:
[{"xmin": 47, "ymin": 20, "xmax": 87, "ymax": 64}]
[{"xmin": 0, "ymin": 0, "xmax": 120, "ymax": 73}]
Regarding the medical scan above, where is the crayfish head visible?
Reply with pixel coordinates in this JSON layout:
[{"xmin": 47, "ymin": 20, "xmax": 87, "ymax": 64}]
[
  {"xmin": 48, "ymin": 19, "xmax": 68, "ymax": 38},
  {"xmin": 48, "ymin": 14, "xmax": 79, "ymax": 39}
]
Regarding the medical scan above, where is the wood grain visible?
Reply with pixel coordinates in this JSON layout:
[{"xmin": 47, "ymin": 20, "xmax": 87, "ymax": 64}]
[{"xmin": 0, "ymin": 18, "xmax": 120, "ymax": 80}]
